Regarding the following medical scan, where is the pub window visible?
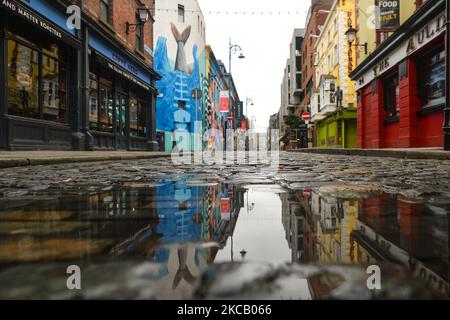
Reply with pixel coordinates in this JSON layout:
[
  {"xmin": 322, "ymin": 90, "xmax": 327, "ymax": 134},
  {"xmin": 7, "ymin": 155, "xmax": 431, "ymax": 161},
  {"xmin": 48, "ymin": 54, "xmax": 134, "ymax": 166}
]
[
  {"xmin": 138, "ymin": 100, "xmax": 147, "ymax": 137},
  {"xmin": 99, "ymin": 79, "xmax": 114, "ymax": 133},
  {"xmin": 7, "ymin": 33, "xmax": 67, "ymax": 123},
  {"xmin": 135, "ymin": 14, "xmax": 144, "ymax": 52},
  {"xmin": 383, "ymin": 73, "xmax": 399, "ymax": 118},
  {"xmin": 130, "ymin": 95, "xmax": 147, "ymax": 137},
  {"xmin": 7, "ymin": 39, "xmax": 40, "ymax": 119},
  {"xmin": 418, "ymin": 47, "xmax": 446, "ymax": 108},
  {"xmin": 42, "ymin": 44, "xmax": 67, "ymax": 123},
  {"xmin": 100, "ymin": 0, "xmax": 112, "ymax": 24},
  {"xmin": 89, "ymin": 73, "xmax": 99, "ymax": 130}
]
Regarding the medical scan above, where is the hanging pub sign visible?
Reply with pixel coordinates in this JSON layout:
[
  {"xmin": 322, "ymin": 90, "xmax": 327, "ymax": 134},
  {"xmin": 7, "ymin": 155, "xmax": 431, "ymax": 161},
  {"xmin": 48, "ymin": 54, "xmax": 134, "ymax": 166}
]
[
  {"xmin": 220, "ymin": 91, "xmax": 230, "ymax": 113},
  {"xmin": 376, "ymin": 0, "xmax": 400, "ymax": 30}
]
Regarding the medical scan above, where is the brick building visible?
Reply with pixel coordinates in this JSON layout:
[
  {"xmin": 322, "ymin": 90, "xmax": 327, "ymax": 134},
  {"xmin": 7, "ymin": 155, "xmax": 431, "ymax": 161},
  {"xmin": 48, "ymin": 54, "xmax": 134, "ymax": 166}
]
[
  {"xmin": 297, "ymin": 0, "xmax": 333, "ymax": 147},
  {"xmin": 298, "ymin": 0, "xmax": 333, "ymax": 114}
]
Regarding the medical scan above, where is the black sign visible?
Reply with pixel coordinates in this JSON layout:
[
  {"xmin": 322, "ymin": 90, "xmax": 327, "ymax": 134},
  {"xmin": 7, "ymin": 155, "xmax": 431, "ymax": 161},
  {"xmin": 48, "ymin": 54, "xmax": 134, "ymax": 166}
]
[
  {"xmin": 235, "ymin": 101, "xmax": 244, "ymax": 120},
  {"xmin": 376, "ymin": 0, "xmax": 400, "ymax": 30}
]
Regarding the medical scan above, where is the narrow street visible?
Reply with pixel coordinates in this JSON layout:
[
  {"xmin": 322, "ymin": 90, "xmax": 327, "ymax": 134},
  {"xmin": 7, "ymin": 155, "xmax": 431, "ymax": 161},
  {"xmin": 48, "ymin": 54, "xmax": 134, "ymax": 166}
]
[
  {"xmin": 1, "ymin": 0, "xmax": 450, "ymax": 307},
  {"xmin": 1, "ymin": 152, "xmax": 449, "ymax": 299}
]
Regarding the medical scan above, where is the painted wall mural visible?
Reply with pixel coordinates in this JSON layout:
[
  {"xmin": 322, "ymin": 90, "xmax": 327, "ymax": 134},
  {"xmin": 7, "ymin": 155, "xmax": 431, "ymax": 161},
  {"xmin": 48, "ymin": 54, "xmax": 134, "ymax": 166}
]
[
  {"xmin": 154, "ymin": 0, "xmax": 206, "ymax": 152},
  {"xmin": 154, "ymin": 0, "xmax": 227, "ymax": 152}
]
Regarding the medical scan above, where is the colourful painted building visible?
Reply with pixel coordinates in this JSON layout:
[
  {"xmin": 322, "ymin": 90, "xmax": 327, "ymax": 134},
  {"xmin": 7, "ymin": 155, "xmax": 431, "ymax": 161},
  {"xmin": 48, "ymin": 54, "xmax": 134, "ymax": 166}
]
[
  {"xmin": 310, "ymin": 0, "xmax": 358, "ymax": 149},
  {"xmin": 154, "ymin": 0, "xmax": 241, "ymax": 153},
  {"xmin": 154, "ymin": 0, "xmax": 206, "ymax": 152}
]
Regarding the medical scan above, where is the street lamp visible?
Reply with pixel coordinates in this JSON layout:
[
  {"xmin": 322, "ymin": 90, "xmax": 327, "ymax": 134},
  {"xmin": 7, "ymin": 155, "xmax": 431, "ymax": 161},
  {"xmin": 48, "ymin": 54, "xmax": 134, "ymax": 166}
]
[
  {"xmin": 345, "ymin": 26, "xmax": 368, "ymax": 55},
  {"xmin": 192, "ymin": 89, "xmax": 202, "ymax": 152},
  {"xmin": 245, "ymin": 97, "xmax": 254, "ymax": 118},
  {"xmin": 445, "ymin": 0, "xmax": 450, "ymax": 150},
  {"xmin": 229, "ymin": 39, "xmax": 245, "ymax": 75},
  {"xmin": 126, "ymin": 5, "xmax": 151, "ymax": 34},
  {"xmin": 228, "ymin": 39, "xmax": 245, "ymax": 130}
]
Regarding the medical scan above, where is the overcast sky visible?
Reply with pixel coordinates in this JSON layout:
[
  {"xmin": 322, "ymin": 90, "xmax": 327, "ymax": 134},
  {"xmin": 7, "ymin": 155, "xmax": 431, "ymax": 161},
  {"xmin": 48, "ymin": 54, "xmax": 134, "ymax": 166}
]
[{"xmin": 197, "ymin": 0, "xmax": 308, "ymax": 132}]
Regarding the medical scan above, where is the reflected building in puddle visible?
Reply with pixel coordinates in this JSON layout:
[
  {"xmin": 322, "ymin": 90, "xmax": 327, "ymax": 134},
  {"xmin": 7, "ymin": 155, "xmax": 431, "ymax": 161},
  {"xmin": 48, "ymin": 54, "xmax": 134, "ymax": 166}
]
[
  {"xmin": 280, "ymin": 190, "xmax": 450, "ymax": 296},
  {"xmin": 0, "ymin": 178, "xmax": 245, "ymax": 298}
]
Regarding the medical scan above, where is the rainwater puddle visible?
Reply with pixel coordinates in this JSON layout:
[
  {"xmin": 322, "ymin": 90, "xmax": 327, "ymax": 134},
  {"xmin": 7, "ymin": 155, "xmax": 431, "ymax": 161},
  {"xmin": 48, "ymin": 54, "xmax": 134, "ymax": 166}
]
[{"xmin": 0, "ymin": 176, "xmax": 449, "ymax": 299}]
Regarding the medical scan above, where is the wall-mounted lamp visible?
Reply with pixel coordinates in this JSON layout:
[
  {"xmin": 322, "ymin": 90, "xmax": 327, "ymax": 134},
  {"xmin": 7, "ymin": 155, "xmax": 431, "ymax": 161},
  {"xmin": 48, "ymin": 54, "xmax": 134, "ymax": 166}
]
[
  {"xmin": 345, "ymin": 26, "xmax": 368, "ymax": 55},
  {"xmin": 126, "ymin": 5, "xmax": 151, "ymax": 35}
]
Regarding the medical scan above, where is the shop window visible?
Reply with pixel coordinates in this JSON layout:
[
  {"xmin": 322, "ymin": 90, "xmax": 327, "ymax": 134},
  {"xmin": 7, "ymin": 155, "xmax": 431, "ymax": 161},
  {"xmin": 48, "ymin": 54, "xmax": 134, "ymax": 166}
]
[
  {"xmin": 7, "ymin": 40, "xmax": 39, "ymax": 119},
  {"xmin": 99, "ymin": 80, "xmax": 114, "ymax": 133},
  {"xmin": 383, "ymin": 73, "xmax": 399, "ymax": 118},
  {"xmin": 42, "ymin": 47, "xmax": 67, "ymax": 123},
  {"xmin": 7, "ymin": 35, "xmax": 67, "ymax": 123},
  {"xmin": 89, "ymin": 73, "xmax": 99, "ymax": 130},
  {"xmin": 418, "ymin": 47, "xmax": 446, "ymax": 108}
]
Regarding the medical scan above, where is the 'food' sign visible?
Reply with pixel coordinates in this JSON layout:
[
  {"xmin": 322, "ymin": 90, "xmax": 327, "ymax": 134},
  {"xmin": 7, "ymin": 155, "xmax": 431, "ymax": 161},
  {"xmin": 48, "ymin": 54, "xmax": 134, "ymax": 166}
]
[{"xmin": 376, "ymin": 0, "xmax": 400, "ymax": 30}]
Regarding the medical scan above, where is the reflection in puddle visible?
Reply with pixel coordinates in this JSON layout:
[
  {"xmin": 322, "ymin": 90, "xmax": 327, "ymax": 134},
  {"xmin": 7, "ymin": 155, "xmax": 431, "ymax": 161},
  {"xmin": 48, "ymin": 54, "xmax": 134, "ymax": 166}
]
[
  {"xmin": 0, "ymin": 177, "xmax": 449, "ymax": 299},
  {"xmin": 281, "ymin": 190, "xmax": 450, "ymax": 296}
]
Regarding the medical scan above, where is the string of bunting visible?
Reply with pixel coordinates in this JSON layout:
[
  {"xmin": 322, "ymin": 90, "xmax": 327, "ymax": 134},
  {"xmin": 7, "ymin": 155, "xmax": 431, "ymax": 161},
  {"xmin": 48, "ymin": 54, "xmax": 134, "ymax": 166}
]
[
  {"xmin": 155, "ymin": 8, "xmax": 308, "ymax": 15},
  {"xmin": 155, "ymin": 5, "xmax": 376, "ymax": 25}
]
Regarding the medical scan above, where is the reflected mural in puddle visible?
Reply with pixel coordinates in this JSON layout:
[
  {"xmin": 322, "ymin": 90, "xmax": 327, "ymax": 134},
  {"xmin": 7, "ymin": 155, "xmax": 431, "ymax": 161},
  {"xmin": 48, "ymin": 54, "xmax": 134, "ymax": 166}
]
[{"xmin": 0, "ymin": 177, "xmax": 246, "ymax": 299}]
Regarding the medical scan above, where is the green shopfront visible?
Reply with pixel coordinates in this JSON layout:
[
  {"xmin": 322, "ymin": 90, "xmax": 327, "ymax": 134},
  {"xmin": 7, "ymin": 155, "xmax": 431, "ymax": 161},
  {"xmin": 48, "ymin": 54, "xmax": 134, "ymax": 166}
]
[{"xmin": 316, "ymin": 109, "xmax": 357, "ymax": 149}]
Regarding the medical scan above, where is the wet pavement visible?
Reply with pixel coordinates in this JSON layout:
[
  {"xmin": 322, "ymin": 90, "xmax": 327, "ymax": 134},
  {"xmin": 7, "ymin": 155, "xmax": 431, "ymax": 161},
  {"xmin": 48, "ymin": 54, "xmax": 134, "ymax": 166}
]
[{"xmin": 0, "ymin": 152, "xmax": 449, "ymax": 299}]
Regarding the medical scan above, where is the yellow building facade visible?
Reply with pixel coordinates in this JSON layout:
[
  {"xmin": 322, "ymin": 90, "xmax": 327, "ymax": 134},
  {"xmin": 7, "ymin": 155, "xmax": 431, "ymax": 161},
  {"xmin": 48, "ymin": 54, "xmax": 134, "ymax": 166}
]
[{"xmin": 310, "ymin": 0, "xmax": 358, "ymax": 148}]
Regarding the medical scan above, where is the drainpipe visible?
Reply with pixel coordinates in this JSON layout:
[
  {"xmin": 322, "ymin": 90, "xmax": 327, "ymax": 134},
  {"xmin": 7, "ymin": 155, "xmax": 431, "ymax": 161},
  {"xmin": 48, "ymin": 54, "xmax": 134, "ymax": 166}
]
[{"xmin": 445, "ymin": 0, "xmax": 450, "ymax": 150}]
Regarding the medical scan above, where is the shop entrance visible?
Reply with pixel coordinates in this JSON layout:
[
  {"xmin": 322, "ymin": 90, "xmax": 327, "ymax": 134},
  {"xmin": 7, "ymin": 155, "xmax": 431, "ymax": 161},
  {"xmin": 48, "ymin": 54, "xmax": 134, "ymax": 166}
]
[{"xmin": 115, "ymin": 93, "xmax": 128, "ymax": 150}]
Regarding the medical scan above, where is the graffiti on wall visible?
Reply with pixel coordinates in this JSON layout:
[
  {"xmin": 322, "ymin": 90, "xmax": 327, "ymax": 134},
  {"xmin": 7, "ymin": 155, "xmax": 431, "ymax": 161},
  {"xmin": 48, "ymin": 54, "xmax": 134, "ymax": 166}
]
[{"xmin": 154, "ymin": 6, "xmax": 225, "ymax": 152}]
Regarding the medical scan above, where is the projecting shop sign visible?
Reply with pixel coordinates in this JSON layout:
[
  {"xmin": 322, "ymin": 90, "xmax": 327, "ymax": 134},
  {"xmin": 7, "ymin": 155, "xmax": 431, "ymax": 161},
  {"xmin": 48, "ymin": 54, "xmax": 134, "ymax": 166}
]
[
  {"xmin": 376, "ymin": 0, "xmax": 400, "ymax": 30},
  {"xmin": 220, "ymin": 91, "xmax": 230, "ymax": 113}
]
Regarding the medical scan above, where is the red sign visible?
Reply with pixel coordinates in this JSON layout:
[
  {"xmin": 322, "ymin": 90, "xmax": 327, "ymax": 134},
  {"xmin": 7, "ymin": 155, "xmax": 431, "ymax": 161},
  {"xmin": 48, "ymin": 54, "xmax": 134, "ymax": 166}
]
[
  {"xmin": 220, "ymin": 91, "xmax": 230, "ymax": 113},
  {"xmin": 241, "ymin": 119, "xmax": 247, "ymax": 130},
  {"xmin": 302, "ymin": 112, "xmax": 311, "ymax": 121},
  {"xmin": 221, "ymin": 198, "xmax": 230, "ymax": 213},
  {"xmin": 221, "ymin": 198, "xmax": 231, "ymax": 221}
]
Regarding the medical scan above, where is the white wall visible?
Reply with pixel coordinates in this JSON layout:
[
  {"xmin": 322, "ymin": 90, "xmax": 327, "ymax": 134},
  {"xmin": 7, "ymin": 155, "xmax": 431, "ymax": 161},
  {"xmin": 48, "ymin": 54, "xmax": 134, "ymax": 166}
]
[{"xmin": 154, "ymin": 0, "xmax": 206, "ymax": 67}]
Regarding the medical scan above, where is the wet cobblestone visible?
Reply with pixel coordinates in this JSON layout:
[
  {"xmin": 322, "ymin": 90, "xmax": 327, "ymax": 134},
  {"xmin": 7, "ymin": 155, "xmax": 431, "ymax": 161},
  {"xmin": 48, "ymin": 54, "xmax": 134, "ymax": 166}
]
[{"xmin": 1, "ymin": 152, "xmax": 450, "ymax": 201}]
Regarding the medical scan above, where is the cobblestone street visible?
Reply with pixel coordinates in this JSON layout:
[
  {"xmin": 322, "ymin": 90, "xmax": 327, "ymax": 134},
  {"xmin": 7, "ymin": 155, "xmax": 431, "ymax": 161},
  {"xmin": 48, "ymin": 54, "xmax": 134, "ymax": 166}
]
[{"xmin": 1, "ymin": 152, "xmax": 450, "ymax": 199}]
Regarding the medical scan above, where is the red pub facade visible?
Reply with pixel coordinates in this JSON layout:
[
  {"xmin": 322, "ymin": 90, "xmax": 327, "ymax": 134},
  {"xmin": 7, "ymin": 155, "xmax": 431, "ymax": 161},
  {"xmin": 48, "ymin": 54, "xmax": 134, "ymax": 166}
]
[{"xmin": 350, "ymin": 0, "xmax": 447, "ymax": 149}]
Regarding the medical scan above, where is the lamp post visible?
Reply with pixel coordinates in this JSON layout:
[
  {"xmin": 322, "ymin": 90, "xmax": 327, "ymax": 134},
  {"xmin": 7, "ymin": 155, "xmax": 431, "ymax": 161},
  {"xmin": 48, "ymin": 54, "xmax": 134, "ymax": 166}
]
[
  {"xmin": 228, "ymin": 39, "xmax": 245, "ymax": 128},
  {"xmin": 245, "ymin": 97, "xmax": 254, "ymax": 119},
  {"xmin": 126, "ymin": 5, "xmax": 151, "ymax": 34},
  {"xmin": 192, "ymin": 88, "xmax": 202, "ymax": 152},
  {"xmin": 345, "ymin": 26, "xmax": 368, "ymax": 55},
  {"xmin": 445, "ymin": 0, "xmax": 450, "ymax": 150}
]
